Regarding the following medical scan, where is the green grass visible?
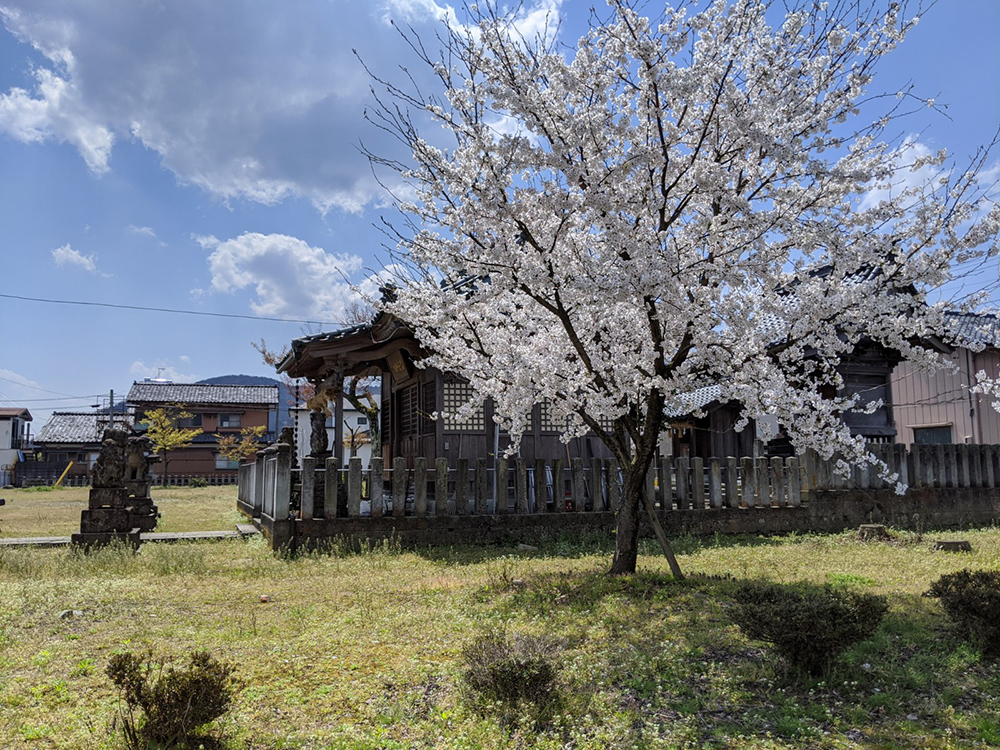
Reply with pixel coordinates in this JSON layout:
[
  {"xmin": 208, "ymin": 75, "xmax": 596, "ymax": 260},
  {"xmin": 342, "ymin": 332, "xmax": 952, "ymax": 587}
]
[
  {"xmin": 0, "ymin": 485, "xmax": 240, "ymax": 537},
  {"xmin": 0, "ymin": 498, "xmax": 998, "ymax": 748}
]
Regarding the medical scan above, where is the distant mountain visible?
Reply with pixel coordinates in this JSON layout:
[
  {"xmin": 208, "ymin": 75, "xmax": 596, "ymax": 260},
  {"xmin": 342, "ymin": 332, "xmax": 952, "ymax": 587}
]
[{"xmin": 196, "ymin": 374, "xmax": 294, "ymax": 429}]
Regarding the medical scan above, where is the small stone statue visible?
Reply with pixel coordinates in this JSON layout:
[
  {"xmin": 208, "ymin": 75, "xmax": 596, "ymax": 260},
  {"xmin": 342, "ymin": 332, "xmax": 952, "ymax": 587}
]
[
  {"xmin": 125, "ymin": 434, "xmax": 153, "ymax": 483},
  {"xmin": 309, "ymin": 410, "xmax": 329, "ymax": 456},
  {"xmin": 91, "ymin": 429, "xmax": 128, "ymax": 488}
]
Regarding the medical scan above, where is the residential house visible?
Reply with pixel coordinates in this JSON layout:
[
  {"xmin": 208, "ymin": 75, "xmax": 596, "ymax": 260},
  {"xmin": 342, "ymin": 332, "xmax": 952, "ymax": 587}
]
[
  {"xmin": 29, "ymin": 410, "xmax": 132, "ymax": 485},
  {"xmin": 127, "ymin": 381, "xmax": 278, "ymax": 480},
  {"xmin": 0, "ymin": 407, "xmax": 31, "ymax": 486},
  {"xmin": 892, "ymin": 311, "xmax": 1000, "ymax": 445}
]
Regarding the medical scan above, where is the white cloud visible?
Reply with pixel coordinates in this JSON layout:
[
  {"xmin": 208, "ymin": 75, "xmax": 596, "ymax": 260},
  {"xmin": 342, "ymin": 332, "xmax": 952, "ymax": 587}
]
[
  {"xmin": 0, "ymin": 0, "xmax": 562, "ymax": 213},
  {"xmin": 179, "ymin": 355, "xmax": 191, "ymax": 364},
  {"xmin": 203, "ymin": 232, "xmax": 365, "ymax": 323},
  {"xmin": 51, "ymin": 242, "xmax": 109, "ymax": 275},
  {"xmin": 127, "ymin": 225, "xmax": 164, "ymax": 245},
  {"xmin": 129, "ymin": 361, "xmax": 196, "ymax": 383}
]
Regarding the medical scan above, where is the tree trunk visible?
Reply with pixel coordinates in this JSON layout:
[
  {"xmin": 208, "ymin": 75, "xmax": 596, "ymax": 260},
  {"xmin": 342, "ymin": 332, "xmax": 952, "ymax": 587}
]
[{"xmin": 608, "ymin": 464, "xmax": 646, "ymax": 574}]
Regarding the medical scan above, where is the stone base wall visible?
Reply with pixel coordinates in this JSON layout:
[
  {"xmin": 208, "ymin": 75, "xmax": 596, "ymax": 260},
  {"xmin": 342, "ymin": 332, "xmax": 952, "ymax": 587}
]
[{"xmin": 243, "ymin": 487, "xmax": 1000, "ymax": 550}]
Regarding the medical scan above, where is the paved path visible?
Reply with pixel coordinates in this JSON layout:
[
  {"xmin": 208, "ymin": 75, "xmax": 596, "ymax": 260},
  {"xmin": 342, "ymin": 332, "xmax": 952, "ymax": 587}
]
[{"xmin": 0, "ymin": 525, "xmax": 259, "ymax": 548}]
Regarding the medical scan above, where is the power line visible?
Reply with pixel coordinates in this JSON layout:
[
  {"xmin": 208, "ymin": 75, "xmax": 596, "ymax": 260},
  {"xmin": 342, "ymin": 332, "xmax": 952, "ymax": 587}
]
[
  {"xmin": 0, "ymin": 293, "xmax": 339, "ymax": 326},
  {"xmin": 0, "ymin": 375, "xmax": 91, "ymax": 398}
]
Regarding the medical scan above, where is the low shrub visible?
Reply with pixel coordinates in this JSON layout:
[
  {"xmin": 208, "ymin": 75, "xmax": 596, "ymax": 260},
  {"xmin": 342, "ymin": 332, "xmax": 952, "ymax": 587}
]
[
  {"xmin": 732, "ymin": 580, "xmax": 888, "ymax": 676},
  {"xmin": 188, "ymin": 477, "xmax": 209, "ymax": 488},
  {"xmin": 107, "ymin": 648, "xmax": 238, "ymax": 749},
  {"xmin": 927, "ymin": 569, "xmax": 1000, "ymax": 658},
  {"xmin": 461, "ymin": 628, "xmax": 562, "ymax": 726}
]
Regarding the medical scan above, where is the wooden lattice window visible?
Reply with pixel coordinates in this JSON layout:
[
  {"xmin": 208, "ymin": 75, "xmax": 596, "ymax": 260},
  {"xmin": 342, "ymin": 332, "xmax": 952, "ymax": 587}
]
[
  {"xmin": 400, "ymin": 384, "xmax": 418, "ymax": 437},
  {"xmin": 539, "ymin": 399, "xmax": 566, "ymax": 433},
  {"xmin": 442, "ymin": 382, "xmax": 485, "ymax": 432}
]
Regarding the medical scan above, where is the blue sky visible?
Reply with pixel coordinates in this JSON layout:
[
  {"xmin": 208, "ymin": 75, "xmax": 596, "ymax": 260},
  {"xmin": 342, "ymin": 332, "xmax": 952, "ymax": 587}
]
[{"xmin": 1, "ymin": 0, "xmax": 998, "ymax": 430}]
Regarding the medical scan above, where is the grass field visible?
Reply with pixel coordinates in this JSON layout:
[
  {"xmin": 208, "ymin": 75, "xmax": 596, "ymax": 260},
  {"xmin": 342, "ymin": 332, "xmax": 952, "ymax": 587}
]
[
  {"xmin": 0, "ymin": 485, "xmax": 241, "ymax": 538},
  {"xmin": 0, "ymin": 487, "xmax": 998, "ymax": 749}
]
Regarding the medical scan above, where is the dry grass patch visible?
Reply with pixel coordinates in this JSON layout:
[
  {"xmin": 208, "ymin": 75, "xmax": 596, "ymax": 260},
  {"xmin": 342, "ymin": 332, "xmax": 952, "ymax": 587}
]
[{"xmin": 0, "ymin": 485, "xmax": 239, "ymax": 538}]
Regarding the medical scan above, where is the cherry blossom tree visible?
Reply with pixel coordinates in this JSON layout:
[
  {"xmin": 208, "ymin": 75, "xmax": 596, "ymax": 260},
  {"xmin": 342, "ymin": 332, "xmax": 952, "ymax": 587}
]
[{"xmin": 365, "ymin": 0, "xmax": 1000, "ymax": 574}]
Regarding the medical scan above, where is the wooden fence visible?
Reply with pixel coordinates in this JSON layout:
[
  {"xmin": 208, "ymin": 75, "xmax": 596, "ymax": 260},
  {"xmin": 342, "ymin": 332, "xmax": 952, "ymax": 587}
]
[{"xmin": 239, "ymin": 446, "xmax": 804, "ymax": 526}]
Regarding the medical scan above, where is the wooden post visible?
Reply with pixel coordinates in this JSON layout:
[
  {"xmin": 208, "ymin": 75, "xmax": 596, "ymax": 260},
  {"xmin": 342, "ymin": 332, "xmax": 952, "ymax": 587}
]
[
  {"xmin": 741, "ymin": 457, "xmax": 754, "ymax": 508},
  {"xmin": 495, "ymin": 458, "xmax": 508, "ymax": 514},
  {"xmin": 515, "ymin": 459, "xmax": 528, "ymax": 514},
  {"xmin": 572, "ymin": 458, "xmax": 586, "ymax": 512},
  {"xmin": 475, "ymin": 458, "xmax": 488, "ymax": 515},
  {"xmin": 348, "ymin": 457, "xmax": 362, "ymax": 517},
  {"xmin": 984, "ymin": 445, "xmax": 996, "ymax": 489},
  {"xmin": 392, "ymin": 456, "xmax": 407, "ymax": 517},
  {"xmin": 534, "ymin": 459, "xmax": 546, "ymax": 512},
  {"xmin": 675, "ymin": 457, "xmax": 689, "ymax": 510},
  {"xmin": 274, "ymin": 443, "xmax": 292, "ymax": 519},
  {"xmin": 552, "ymin": 458, "xmax": 564, "ymax": 512},
  {"xmin": 323, "ymin": 456, "xmax": 339, "ymax": 519},
  {"xmin": 755, "ymin": 457, "xmax": 768, "ymax": 507},
  {"xmin": 691, "ymin": 457, "xmax": 704, "ymax": 509},
  {"xmin": 658, "ymin": 459, "xmax": 672, "ymax": 511},
  {"xmin": 957, "ymin": 444, "xmax": 971, "ymax": 488},
  {"xmin": 591, "ymin": 457, "xmax": 604, "ymax": 511},
  {"xmin": 787, "ymin": 457, "xmax": 801, "ymax": 506},
  {"xmin": 435, "ymin": 457, "xmax": 449, "ymax": 516},
  {"xmin": 724, "ymin": 457, "xmax": 738, "ymax": 508},
  {"xmin": 969, "ymin": 444, "xmax": 982, "ymax": 488},
  {"xmin": 455, "ymin": 458, "xmax": 469, "ymax": 515},
  {"xmin": 607, "ymin": 459, "xmax": 620, "ymax": 513},
  {"xmin": 770, "ymin": 456, "xmax": 785, "ymax": 506},
  {"xmin": 300, "ymin": 457, "xmax": 316, "ymax": 520},
  {"xmin": 370, "ymin": 457, "xmax": 384, "ymax": 517},
  {"xmin": 708, "ymin": 458, "xmax": 723, "ymax": 509},
  {"xmin": 414, "ymin": 457, "xmax": 428, "ymax": 516}
]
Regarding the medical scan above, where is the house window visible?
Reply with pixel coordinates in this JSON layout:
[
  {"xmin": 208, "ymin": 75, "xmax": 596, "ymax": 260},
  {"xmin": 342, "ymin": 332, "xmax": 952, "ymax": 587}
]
[
  {"xmin": 219, "ymin": 414, "xmax": 242, "ymax": 428},
  {"xmin": 539, "ymin": 399, "xmax": 567, "ymax": 433},
  {"xmin": 442, "ymin": 382, "xmax": 484, "ymax": 432},
  {"xmin": 177, "ymin": 414, "xmax": 202, "ymax": 428},
  {"xmin": 215, "ymin": 455, "xmax": 239, "ymax": 470},
  {"xmin": 913, "ymin": 425, "xmax": 953, "ymax": 445},
  {"xmin": 356, "ymin": 416, "xmax": 368, "ymax": 426}
]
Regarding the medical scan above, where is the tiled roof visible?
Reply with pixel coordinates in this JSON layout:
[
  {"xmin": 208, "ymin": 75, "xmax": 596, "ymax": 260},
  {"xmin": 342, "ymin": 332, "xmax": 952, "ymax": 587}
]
[
  {"xmin": 127, "ymin": 382, "xmax": 279, "ymax": 406},
  {"xmin": 664, "ymin": 385, "xmax": 723, "ymax": 419},
  {"xmin": 944, "ymin": 311, "xmax": 1000, "ymax": 350},
  {"xmin": 35, "ymin": 412, "xmax": 134, "ymax": 444},
  {"xmin": 0, "ymin": 407, "xmax": 31, "ymax": 420}
]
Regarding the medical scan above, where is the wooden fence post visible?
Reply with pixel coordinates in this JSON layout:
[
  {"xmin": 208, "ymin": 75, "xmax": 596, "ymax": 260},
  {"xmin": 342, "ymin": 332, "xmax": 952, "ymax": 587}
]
[
  {"xmin": 708, "ymin": 459, "xmax": 723, "ymax": 509},
  {"xmin": 348, "ymin": 457, "xmax": 362, "ymax": 517},
  {"xmin": 475, "ymin": 459, "xmax": 489, "ymax": 515},
  {"xmin": 435, "ymin": 457, "xmax": 449, "ymax": 515},
  {"xmin": 370, "ymin": 457, "xmax": 384, "ymax": 517},
  {"xmin": 591, "ymin": 458, "xmax": 605, "ymax": 511},
  {"xmin": 787, "ymin": 457, "xmax": 801, "ymax": 506},
  {"xmin": 534, "ymin": 459, "xmax": 546, "ymax": 512},
  {"xmin": 725, "ymin": 457, "xmax": 738, "ymax": 508},
  {"xmin": 392, "ymin": 457, "xmax": 407, "ymax": 517},
  {"xmin": 691, "ymin": 457, "xmax": 704, "ymax": 509},
  {"xmin": 572, "ymin": 458, "xmax": 586, "ymax": 512},
  {"xmin": 414, "ymin": 457, "xmax": 427, "ymax": 516},
  {"xmin": 300, "ymin": 457, "xmax": 316, "ymax": 520},
  {"xmin": 515, "ymin": 459, "xmax": 528, "ymax": 514},
  {"xmin": 607, "ymin": 459, "xmax": 620, "ymax": 512},
  {"xmin": 552, "ymin": 459, "xmax": 565, "ymax": 512},
  {"xmin": 675, "ymin": 457, "xmax": 689, "ymax": 510},
  {"xmin": 455, "ymin": 458, "xmax": 469, "ymax": 515},
  {"xmin": 496, "ymin": 458, "xmax": 508, "ymax": 514},
  {"xmin": 741, "ymin": 457, "xmax": 754, "ymax": 508}
]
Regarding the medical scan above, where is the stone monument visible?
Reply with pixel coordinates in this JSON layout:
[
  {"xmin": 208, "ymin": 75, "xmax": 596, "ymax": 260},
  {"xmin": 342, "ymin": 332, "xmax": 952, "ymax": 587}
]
[
  {"xmin": 72, "ymin": 428, "xmax": 144, "ymax": 547},
  {"xmin": 125, "ymin": 434, "xmax": 159, "ymax": 531}
]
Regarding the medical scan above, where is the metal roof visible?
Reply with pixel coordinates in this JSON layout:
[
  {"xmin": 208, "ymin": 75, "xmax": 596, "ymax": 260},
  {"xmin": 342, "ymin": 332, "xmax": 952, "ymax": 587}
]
[
  {"xmin": 35, "ymin": 412, "xmax": 134, "ymax": 444},
  {"xmin": 127, "ymin": 382, "xmax": 279, "ymax": 406},
  {"xmin": 0, "ymin": 407, "xmax": 31, "ymax": 420}
]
